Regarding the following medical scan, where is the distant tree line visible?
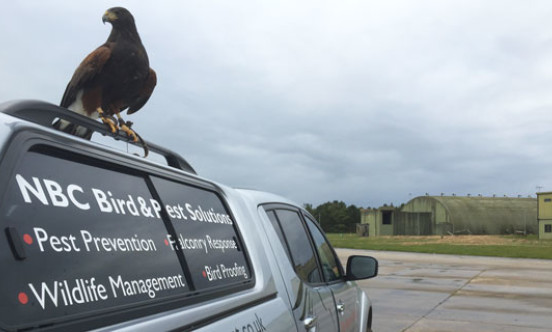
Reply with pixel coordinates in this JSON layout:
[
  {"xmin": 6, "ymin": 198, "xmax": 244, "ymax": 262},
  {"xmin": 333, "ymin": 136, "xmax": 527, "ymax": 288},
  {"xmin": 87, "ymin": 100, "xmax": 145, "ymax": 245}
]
[{"xmin": 304, "ymin": 201, "xmax": 361, "ymax": 233}]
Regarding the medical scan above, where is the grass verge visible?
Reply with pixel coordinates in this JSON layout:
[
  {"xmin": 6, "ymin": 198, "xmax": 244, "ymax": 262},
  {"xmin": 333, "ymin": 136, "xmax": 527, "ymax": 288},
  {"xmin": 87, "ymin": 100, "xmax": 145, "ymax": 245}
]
[{"xmin": 326, "ymin": 234, "xmax": 552, "ymax": 259}]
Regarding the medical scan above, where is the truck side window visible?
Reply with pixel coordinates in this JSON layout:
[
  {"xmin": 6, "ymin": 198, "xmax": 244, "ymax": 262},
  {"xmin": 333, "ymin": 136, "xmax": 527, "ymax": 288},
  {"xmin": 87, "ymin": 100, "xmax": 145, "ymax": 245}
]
[
  {"xmin": 305, "ymin": 216, "xmax": 343, "ymax": 282},
  {"xmin": 273, "ymin": 209, "xmax": 322, "ymax": 284},
  {"xmin": 266, "ymin": 210, "xmax": 292, "ymax": 261}
]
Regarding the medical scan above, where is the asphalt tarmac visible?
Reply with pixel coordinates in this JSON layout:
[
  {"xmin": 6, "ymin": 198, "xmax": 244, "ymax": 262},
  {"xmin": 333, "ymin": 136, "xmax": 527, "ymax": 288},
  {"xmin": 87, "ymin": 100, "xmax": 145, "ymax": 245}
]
[{"xmin": 336, "ymin": 248, "xmax": 552, "ymax": 332}]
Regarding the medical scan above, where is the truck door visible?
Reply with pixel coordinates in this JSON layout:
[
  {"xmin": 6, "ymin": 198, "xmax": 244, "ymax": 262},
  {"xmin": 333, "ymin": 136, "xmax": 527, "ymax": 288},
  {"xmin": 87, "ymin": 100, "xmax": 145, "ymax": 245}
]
[
  {"xmin": 264, "ymin": 208, "xmax": 339, "ymax": 332},
  {"xmin": 303, "ymin": 215, "xmax": 360, "ymax": 332}
]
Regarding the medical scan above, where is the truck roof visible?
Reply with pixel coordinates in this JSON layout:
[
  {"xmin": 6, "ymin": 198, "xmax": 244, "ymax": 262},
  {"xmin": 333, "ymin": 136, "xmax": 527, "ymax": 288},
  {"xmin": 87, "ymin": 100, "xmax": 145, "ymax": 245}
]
[{"xmin": 0, "ymin": 100, "xmax": 196, "ymax": 174}]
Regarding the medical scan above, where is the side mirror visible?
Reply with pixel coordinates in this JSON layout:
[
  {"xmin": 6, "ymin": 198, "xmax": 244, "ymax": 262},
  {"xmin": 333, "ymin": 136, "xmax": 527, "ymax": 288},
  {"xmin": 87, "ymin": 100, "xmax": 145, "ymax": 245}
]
[{"xmin": 346, "ymin": 255, "xmax": 378, "ymax": 280}]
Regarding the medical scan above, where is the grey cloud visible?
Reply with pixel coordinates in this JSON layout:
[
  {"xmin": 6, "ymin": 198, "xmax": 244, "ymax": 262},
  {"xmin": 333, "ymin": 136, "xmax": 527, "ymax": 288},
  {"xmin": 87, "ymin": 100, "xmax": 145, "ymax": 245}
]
[{"xmin": 3, "ymin": 1, "xmax": 552, "ymax": 207}]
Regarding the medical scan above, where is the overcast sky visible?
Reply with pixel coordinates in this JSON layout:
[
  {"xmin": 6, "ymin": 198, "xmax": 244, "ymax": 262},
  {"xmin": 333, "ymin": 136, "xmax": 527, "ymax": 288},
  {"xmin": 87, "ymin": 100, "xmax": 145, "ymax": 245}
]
[{"xmin": 2, "ymin": 1, "xmax": 552, "ymax": 208}]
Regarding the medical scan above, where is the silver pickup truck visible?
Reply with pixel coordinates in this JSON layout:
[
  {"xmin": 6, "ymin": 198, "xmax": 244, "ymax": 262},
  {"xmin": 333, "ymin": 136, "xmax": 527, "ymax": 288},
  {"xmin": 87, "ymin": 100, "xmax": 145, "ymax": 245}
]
[{"xmin": 0, "ymin": 100, "xmax": 377, "ymax": 332}]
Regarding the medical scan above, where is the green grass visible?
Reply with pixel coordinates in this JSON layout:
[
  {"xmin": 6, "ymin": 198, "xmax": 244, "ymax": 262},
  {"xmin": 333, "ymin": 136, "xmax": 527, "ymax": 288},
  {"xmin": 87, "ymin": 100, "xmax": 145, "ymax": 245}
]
[{"xmin": 326, "ymin": 233, "xmax": 552, "ymax": 259}]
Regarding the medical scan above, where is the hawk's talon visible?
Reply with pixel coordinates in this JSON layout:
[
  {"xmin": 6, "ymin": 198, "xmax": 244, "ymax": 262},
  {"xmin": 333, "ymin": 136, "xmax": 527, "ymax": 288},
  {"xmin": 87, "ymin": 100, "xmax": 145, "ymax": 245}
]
[
  {"xmin": 120, "ymin": 123, "xmax": 139, "ymax": 143},
  {"xmin": 100, "ymin": 115, "xmax": 119, "ymax": 133},
  {"xmin": 115, "ymin": 115, "xmax": 138, "ymax": 142},
  {"xmin": 97, "ymin": 110, "xmax": 148, "ymax": 157},
  {"xmin": 97, "ymin": 108, "xmax": 119, "ymax": 133},
  {"xmin": 122, "ymin": 121, "xmax": 148, "ymax": 158}
]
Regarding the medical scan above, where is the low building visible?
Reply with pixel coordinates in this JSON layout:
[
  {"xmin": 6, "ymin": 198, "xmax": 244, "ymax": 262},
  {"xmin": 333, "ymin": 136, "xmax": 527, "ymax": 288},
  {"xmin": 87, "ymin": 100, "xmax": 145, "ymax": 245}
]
[
  {"xmin": 360, "ymin": 195, "xmax": 537, "ymax": 237},
  {"xmin": 360, "ymin": 206, "xmax": 396, "ymax": 237},
  {"xmin": 537, "ymin": 192, "xmax": 552, "ymax": 240}
]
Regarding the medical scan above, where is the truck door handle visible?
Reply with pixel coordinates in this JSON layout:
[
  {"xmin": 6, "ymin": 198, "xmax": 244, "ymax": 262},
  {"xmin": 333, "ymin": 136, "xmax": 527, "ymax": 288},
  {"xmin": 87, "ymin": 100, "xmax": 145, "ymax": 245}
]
[
  {"xmin": 303, "ymin": 316, "xmax": 317, "ymax": 329},
  {"xmin": 337, "ymin": 303, "xmax": 345, "ymax": 313}
]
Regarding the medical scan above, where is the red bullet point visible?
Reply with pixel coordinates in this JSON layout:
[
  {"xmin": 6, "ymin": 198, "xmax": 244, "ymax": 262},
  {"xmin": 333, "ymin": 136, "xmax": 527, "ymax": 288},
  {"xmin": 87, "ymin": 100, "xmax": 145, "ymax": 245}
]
[
  {"xmin": 202, "ymin": 271, "xmax": 207, "ymax": 278},
  {"xmin": 18, "ymin": 292, "xmax": 28, "ymax": 304},
  {"xmin": 23, "ymin": 234, "xmax": 33, "ymax": 245},
  {"xmin": 164, "ymin": 239, "xmax": 169, "ymax": 246}
]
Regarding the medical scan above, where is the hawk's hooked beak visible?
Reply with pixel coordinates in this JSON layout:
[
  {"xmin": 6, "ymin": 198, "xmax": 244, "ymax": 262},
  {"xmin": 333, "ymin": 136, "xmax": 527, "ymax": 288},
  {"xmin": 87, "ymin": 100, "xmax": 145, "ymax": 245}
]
[{"xmin": 102, "ymin": 10, "xmax": 117, "ymax": 24}]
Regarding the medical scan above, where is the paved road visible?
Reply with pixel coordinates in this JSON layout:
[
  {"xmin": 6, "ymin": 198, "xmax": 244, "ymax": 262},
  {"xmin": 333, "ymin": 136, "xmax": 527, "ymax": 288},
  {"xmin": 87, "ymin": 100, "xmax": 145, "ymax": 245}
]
[{"xmin": 336, "ymin": 249, "xmax": 552, "ymax": 332}]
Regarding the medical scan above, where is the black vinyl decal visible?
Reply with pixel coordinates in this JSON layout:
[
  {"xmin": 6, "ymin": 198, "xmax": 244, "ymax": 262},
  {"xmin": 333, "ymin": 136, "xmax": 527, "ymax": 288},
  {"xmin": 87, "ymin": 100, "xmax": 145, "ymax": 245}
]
[
  {"xmin": 151, "ymin": 176, "xmax": 250, "ymax": 290},
  {"xmin": 0, "ymin": 150, "xmax": 250, "ymax": 330}
]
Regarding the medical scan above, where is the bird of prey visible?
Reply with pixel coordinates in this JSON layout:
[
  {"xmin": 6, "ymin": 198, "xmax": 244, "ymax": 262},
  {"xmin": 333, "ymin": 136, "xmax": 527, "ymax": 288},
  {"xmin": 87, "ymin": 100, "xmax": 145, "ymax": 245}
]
[{"xmin": 56, "ymin": 7, "xmax": 156, "ymax": 153}]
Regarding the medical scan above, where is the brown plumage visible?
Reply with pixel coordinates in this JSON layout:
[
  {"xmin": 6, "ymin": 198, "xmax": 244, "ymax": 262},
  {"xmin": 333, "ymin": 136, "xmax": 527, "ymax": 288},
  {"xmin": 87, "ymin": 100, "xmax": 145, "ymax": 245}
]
[{"xmin": 56, "ymin": 7, "xmax": 156, "ymax": 143}]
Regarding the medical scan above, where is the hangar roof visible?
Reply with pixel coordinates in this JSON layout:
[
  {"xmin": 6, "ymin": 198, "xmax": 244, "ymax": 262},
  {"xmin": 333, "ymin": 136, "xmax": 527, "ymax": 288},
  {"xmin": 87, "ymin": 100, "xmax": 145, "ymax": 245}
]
[{"xmin": 403, "ymin": 195, "xmax": 537, "ymax": 234}]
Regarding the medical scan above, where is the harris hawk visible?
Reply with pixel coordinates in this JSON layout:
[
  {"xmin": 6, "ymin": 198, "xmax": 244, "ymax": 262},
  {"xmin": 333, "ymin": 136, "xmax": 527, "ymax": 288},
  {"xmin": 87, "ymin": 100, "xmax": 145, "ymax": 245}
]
[{"xmin": 56, "ymin": 7, "xmax": 156, "ymax": 155}]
